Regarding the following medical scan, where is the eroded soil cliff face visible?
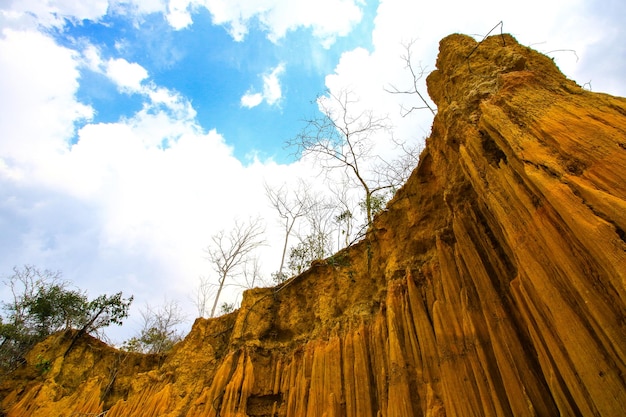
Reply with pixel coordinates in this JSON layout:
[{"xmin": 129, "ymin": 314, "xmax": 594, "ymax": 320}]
[{"xmin": 2, "ymin": 33, "xmax": 625, "ymax": 417}]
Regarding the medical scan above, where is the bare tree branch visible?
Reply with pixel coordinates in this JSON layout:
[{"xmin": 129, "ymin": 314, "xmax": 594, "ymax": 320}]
[
  {"xmin": 241, "ymin": 257, "xmax": 268, "ymax": 289},
  {"xmin": 190, "ymin": 275, "xmax": 214, "ymax": 318},
  {"xmin": 330, "ymin": 176, "xmax": 358, "ymax": 249},
  {"xmin": 123, "ymin": 300, "xmax": 186, "ymax": 354},
  {"xmin": 384, "ymin": 39, "xmax": 436, "ymax": 116},
  {"xmin": 264, "ymin": 180, "xmax": 314, "ymax": 280},
  {"xmin": 287, "ymin": 89, "xmax": 393, "ymax": 228},
  {"xmin": 204, "ymin": 218, "xmax": 266, "ymax": 317},
  {"xmin": 372, "ymin": 135, "xmax": 423, "ymax": 190}
]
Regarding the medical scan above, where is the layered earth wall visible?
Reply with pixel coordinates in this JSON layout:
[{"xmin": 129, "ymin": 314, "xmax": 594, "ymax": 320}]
[{"xmin": 2, "ymin": 33, "xmax": 625, "ymax": 417}]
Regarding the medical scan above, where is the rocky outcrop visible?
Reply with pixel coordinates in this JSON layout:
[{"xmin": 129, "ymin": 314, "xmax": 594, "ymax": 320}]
[{"xmin": 2, "ymin": 33, "xmax": 625, "ymax": 416}]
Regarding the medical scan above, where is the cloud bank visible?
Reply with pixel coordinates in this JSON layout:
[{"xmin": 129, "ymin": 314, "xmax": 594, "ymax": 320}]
[{"xmin": 1, "ymin": 0, "xmax": 624, "ymax": 342}]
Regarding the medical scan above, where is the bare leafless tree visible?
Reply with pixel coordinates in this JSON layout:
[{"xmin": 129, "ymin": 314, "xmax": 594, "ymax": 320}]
[
  {"xmin": 287, "ymin": 89, "xmax": 399, "ymax": 229},
  {"xmin": 330, "ymin": 177, "xmax": 358, "ymax": 249},
  {"xmin": 385, "ymin": 39, "xmax": 436, "ymax": 116},
  {"xmin": 204, "ymin": 218, "xmax": 265, "ymax": 318},
  {"xmin": 123, "ymin": 299, "xmax": 186, "ymax": 354},
  {"xmin": 299, "ymin": 193, "xmax": 335, "ymax": 256},
  {"xmin": 241, "ymin": 257, "xmax": 267, "ymax": 289},
  {"xmin": 264, "ymin": 180, "xmax": 313, "ymax": 281},
  {"xmin": 190, "ymin": 275, "xmax": 214, "ymax": 318},
  {"xmin": 373, "ymin": 135, "xmax": 423, "ymax": 190}
]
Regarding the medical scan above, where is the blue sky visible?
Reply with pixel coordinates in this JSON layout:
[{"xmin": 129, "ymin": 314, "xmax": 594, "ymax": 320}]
[
  {"xmin": 49, "ymin": 4, "xmax": 376, "ymax": 162},
  {"xmin": 1, "ymin": 0, "xmax": 625, "ymax": 342}
]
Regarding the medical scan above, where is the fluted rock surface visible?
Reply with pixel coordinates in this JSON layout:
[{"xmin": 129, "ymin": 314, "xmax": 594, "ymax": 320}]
[{"xmin": 2, "ymin": 33, "xmax": 625, "ymax": 417}]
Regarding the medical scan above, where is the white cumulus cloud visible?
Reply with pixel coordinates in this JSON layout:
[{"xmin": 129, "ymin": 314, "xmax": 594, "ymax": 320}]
[
  {"xmin": 241, "ymin": 92, "xmax": 264, "ymax": 108},
  {"xmin": 201, "ymin": 0, "xmax": 363, "ymax": 45},
  {"xmin": 263, "ymin": 63, "xmax": 285, "ymax": 105},
  {"xmin": 165, "ymin": 0, "xmax": 195, "ymax": 29},
  {"xmin": 241, "ymin": 63, "xmax": 286, "ymax": 108},
  {"xmin": 0, "ymin": 28, "xmax": 93, "ymax": 165},
  {"xmin": 0, "ymin": 0, "xmax": 109, "ymax": 29},
  {"xmin": 105, "ymin": 58, "xmax": 149, "ymax": 92}
]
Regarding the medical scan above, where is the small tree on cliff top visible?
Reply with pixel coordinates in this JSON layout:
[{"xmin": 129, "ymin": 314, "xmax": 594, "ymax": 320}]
[
  {"xmin": 288, "ymin": 89, "xmax": 416, "ymax": 232},
  {"xmin": 264, "ymin": 180, "xmax": 314, "ymax": 282},
  {"xmin": 204, "ymin": 218, "xmax": 265, "ymax": 318},
  {"xmin": 123, "ymin": 300, "xmax": 186, "ymax": 354},
  {"xmin": 0, "ymin": 265, "xmax": 132, "ymax": 372}
]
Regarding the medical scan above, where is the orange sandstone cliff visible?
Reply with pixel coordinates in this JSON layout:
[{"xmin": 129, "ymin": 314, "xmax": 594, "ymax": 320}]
[{"xmin": 2, "ymin": 33, "xmax": 625, "ymax": 417}]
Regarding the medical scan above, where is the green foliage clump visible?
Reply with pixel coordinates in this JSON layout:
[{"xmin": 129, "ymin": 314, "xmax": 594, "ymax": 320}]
[
  {"xmin": 34, "ymin": 354, "xmax": 51, "ymax": 374},
  {"xmin": 121, "ymin": 301, "xmax": 184, "ymax": 355},
  {"xmin": 271, "ymin": 271, "xmax": 289, "ymax": 285},
  {"xmin": 326, "ymin": 252, "xmax": 351, "ymax": 268},
  {"xmin": 359, "ymin": 192, "xmax": 389, "ymax": 222},
  {"xmin": 0, "ymin": 265, "xmax": 133, "ymax": 373},
  {"xmin": 220, "ymin": 302, "xmax": 235, "ymax": 315},
  {"xmin": 287, "ymin": 232, "xmax": 332, "ymax": 276},
  {"xmin": 122, "ymin": 326, "xmax": 179, "ymax": 355}
]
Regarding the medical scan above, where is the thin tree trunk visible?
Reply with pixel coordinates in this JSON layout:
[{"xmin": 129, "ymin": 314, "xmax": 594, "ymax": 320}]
[
  {"xmin": 277, "ymin": 224, "xmax": 290, "ymax": 278},
  {"xmin": 209, "ymin": 275, "xmax": 226, "ymax": 318},
  {"xmin": 277, "ymin": 218, "xmax": 297, "ymax": 279}
]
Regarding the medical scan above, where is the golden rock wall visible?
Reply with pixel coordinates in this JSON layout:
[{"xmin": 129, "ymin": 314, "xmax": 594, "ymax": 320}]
[{"xmin": 2, "ymin": 33, "xmax": 625, "ymax": 416}]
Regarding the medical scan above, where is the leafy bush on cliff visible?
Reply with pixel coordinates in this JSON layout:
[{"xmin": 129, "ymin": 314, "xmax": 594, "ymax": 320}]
[
  {"xmin": 122, "ymin": 300, "xmax": 185, "ymax": 354},
  {"xmin": 0, "ymin": 265, "xmax": 133, "ymax": 373}
]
